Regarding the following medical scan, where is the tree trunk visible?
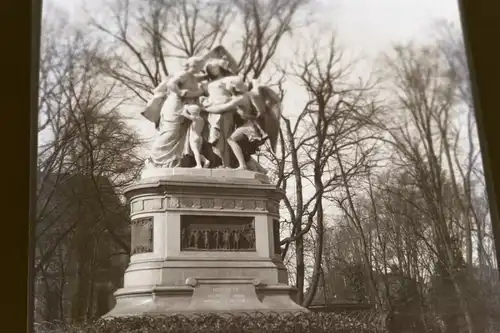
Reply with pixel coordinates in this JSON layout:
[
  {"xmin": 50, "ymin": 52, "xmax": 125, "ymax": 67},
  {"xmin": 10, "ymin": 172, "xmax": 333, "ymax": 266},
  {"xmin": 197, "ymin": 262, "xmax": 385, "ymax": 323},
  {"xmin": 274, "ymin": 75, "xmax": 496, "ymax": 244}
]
[
  {"xmin": 295, "ymin": 225, "xmax": 305, "ymax": 304},
  {"xmin": 302, "ymin": 185, "xmax": 324, "ymax": 308}
]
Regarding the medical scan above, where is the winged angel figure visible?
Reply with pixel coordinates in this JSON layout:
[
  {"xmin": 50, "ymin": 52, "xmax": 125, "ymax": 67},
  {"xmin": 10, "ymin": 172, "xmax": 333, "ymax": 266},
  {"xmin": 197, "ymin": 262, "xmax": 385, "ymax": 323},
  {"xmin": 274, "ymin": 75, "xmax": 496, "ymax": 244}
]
[{"xmin": 204, "ymin": 78, "xmax": 282, "ymax": 171}]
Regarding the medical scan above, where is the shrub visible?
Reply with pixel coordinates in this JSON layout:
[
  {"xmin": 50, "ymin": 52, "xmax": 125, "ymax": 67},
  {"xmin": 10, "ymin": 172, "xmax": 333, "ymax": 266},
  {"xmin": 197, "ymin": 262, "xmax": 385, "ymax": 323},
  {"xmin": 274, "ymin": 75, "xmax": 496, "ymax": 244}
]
[{"xmin": 34, "ymin": 311, "xmax": 387, "ymax": 333}]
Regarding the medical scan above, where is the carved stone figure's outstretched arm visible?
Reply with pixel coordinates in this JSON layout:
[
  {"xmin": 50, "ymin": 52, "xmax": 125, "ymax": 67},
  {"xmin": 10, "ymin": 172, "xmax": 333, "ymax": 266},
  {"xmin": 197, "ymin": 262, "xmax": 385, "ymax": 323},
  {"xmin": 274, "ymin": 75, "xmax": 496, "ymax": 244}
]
[
  {"xmin": 205, "ymin": 95, "xmax": 246, "ymax": 114},
  {"xmin": 182, "ymin": 86, "xmax": 204, "ymax": 99},
  {"xmin": 151, "ymin": 74, "xmax": 183, "ymax": 96},
  {"xmin": 181, "ymin": 110, "xmax": 197, "ymax": 121},
  {"xmin": 153, "ymin": 79, "xmax": 170, "ymax": 94},
  {"xmin": 155, "ymin": 73, "xmax": 204, "ymax": 99},
  {"xmin": 193, "ymin": 73, "xmax": 209, "ymax": 82}
]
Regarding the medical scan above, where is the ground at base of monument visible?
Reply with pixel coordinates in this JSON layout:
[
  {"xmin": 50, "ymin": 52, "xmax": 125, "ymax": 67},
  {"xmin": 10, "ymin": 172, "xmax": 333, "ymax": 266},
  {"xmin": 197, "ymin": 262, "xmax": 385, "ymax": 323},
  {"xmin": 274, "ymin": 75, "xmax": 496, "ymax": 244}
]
[
  {"xmin": 103, "ymin": 308, "xmax": 307, "ymax": 320},
  {"xmin": 103, "ymin": 279, "xmax": 308, "ymax": 318}
]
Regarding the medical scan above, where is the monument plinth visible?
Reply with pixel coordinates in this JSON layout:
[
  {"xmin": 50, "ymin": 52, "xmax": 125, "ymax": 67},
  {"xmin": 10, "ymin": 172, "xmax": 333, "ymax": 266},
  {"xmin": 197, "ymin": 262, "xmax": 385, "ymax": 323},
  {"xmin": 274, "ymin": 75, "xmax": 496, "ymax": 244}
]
[{"xmin": 104, "ymin": 168, "xmax": 306, "ymax": 317}]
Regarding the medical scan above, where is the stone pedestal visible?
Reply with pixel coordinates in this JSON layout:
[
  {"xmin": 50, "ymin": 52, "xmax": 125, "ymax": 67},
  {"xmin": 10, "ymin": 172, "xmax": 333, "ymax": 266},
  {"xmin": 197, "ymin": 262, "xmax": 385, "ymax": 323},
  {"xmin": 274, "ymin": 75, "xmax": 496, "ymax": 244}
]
[{"xmin": 104, "ymin": 168, "xmax": 306, "ymax": 317}]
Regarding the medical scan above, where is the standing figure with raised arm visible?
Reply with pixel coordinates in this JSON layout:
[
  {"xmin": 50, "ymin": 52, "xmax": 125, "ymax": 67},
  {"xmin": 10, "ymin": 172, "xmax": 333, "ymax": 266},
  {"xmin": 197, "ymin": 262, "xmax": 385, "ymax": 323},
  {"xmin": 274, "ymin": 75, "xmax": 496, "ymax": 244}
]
[{"xmin": 199, "ymin": 58, "xmax": 238, "ymax": 168}]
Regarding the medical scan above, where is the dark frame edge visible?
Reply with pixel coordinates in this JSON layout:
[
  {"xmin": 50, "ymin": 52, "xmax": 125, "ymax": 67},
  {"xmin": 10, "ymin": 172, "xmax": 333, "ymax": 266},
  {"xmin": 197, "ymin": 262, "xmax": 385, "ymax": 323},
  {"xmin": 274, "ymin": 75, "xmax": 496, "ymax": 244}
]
[
  {"xmin": 458, "ymin": 0, "xmax": 500, "ymax": 277},
  {"xmin": 29, "ymin": 0, "xmax": 43, "ymax": 331}
]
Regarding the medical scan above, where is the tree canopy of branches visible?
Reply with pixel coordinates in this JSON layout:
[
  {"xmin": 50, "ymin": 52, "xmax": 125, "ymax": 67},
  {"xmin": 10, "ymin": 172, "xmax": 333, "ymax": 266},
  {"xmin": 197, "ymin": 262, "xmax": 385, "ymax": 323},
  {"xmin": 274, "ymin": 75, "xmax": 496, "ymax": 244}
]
[
  {"xmin": 36, "ymin": 6, "xmax": 143, "ymax": 322},
  {"xmin": 256, "ymin": 36, "xmax": 382, "ymax": 307},
  {"xmin": 88, "ymin": 0, "xmax": 311, "ymax": 102},
  {"xmin": 319, "ymin": 34, "xmax": 498, "ymax": 333}
]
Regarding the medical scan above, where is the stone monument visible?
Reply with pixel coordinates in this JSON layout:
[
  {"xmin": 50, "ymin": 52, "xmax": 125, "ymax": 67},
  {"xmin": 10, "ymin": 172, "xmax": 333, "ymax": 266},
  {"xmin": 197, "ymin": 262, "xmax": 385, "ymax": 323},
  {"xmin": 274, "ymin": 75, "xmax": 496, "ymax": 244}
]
[{"xmin": 104, "ymin": 46, "xmax": 306, "ymax": 317}]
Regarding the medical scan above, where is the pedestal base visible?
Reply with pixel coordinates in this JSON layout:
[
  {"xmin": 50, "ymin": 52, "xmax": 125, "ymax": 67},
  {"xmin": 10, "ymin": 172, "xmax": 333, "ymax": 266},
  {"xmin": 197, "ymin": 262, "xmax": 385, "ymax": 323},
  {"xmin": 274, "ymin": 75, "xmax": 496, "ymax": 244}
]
[
  {"xmin": 104, "ymin": 281, "xmax": 304, "ymax": 317},
  {"xmin": 104, "ymin": 168, "xmax": 307, "ymax": 317}
]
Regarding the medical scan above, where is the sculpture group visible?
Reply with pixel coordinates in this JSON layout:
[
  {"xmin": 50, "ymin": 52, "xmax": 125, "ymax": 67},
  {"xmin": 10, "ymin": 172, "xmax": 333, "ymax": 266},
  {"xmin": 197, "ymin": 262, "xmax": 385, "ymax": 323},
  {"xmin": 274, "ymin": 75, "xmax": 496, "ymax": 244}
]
[{"xmin": 141, "ymin": 46, "xmax": 281, "ymax": 173}]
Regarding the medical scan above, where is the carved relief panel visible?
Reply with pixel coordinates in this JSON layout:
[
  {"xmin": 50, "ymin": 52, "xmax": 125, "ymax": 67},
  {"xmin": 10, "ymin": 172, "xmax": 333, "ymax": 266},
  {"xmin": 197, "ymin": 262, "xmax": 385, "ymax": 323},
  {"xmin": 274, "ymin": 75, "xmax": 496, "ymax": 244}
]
[
  {"xmin": 180, "ymin": 215, "xmax": 256, "ymax": 252},
  {"xmin": 131, "ymin": 217, "xmax": 154, "ymax": 254}
]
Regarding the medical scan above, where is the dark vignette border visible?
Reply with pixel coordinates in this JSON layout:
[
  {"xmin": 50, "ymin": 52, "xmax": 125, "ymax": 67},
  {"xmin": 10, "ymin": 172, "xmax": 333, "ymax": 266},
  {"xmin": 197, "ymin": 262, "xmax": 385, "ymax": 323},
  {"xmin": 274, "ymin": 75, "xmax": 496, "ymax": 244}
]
[
  {"xmin": 29, "ymin": 0, "xmax": 43, "ymax": 332},
  {"xmin": 1, "ymin": 0, "xmax": 35, "ymax": 332},
  {"xmin": 459, "ymin": 0, "xmax": 500, "ymax": 278}
]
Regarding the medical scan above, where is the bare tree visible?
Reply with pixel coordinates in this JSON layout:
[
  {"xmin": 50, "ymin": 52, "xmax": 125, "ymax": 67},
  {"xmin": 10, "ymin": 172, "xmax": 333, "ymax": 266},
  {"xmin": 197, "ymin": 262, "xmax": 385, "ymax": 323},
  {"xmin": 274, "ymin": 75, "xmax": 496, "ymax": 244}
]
[
  {"xmin": 262, "ymin": 36, "xmax": 381, "ymax": 307},
  {"xmin": 87, "ymin": 0, "xmax": 311, "ymax": 102},
  {"xmin": 232, "ymin": 0, "xmax": 311, "ymax": 80},
  {"xmin": 316, "ymin": 32, "xmax": 497, "ymax": 333},
  {"xmin": 435, "ymin": 20, "xmax": 499, "ymax": 280},
  {"xmin": 87, "ymin": 0, "xmax": 233, "ymax": 102},
  {"xmin": 36, "ymin": 8, "xmax": 142, "ymax": 322},
  {"xmin": 378, "ymin": 41, "xmax": 487, "ymax": 333}
]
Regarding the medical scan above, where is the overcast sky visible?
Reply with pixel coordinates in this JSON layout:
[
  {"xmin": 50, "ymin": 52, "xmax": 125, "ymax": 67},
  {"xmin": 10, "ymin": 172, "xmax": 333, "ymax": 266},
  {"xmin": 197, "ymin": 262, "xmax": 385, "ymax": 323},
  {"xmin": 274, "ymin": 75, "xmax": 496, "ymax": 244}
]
[
  {"xmin": 51, "ymin": 0, "xmax": 461, "ymax": 54},
  {"xmin": 46, "ymin": 0, "xmax": 463, "ymax": 143},
  {"xmin": 328, "ymin": 0, "xmax": 461, "ymax": 52}
]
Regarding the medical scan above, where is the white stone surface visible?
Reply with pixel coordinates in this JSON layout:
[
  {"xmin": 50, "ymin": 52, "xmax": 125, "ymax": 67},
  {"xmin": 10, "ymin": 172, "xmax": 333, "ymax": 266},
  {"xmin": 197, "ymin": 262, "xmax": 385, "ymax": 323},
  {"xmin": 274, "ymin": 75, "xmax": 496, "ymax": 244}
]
[
  {"xmin": 140, "ymin": 167, "xmax": 270, "ymax": 184},
  {"xmin": 104, "ymin": 172, "xmax": 306, "ymax": 317}
]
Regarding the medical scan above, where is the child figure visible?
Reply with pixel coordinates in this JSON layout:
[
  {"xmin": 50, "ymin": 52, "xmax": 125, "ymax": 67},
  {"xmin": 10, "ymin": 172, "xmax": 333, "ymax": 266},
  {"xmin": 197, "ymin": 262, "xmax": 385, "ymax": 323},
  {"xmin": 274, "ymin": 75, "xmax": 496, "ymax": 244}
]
[{"xmin": 181, "ymin": 104, "xmax": 209, "ymax": 168}]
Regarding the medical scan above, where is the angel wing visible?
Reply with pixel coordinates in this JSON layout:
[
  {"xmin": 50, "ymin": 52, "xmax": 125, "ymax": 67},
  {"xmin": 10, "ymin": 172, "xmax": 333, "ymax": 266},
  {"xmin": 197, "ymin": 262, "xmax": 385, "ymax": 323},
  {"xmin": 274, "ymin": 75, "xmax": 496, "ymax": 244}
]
[
  {"xmin": 201, "ymin": 45, "xmax": 238, "ymax": 73},
  {"xmin": 249, "ymin": 83, "xmax": 282, "ymax": 153}
]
